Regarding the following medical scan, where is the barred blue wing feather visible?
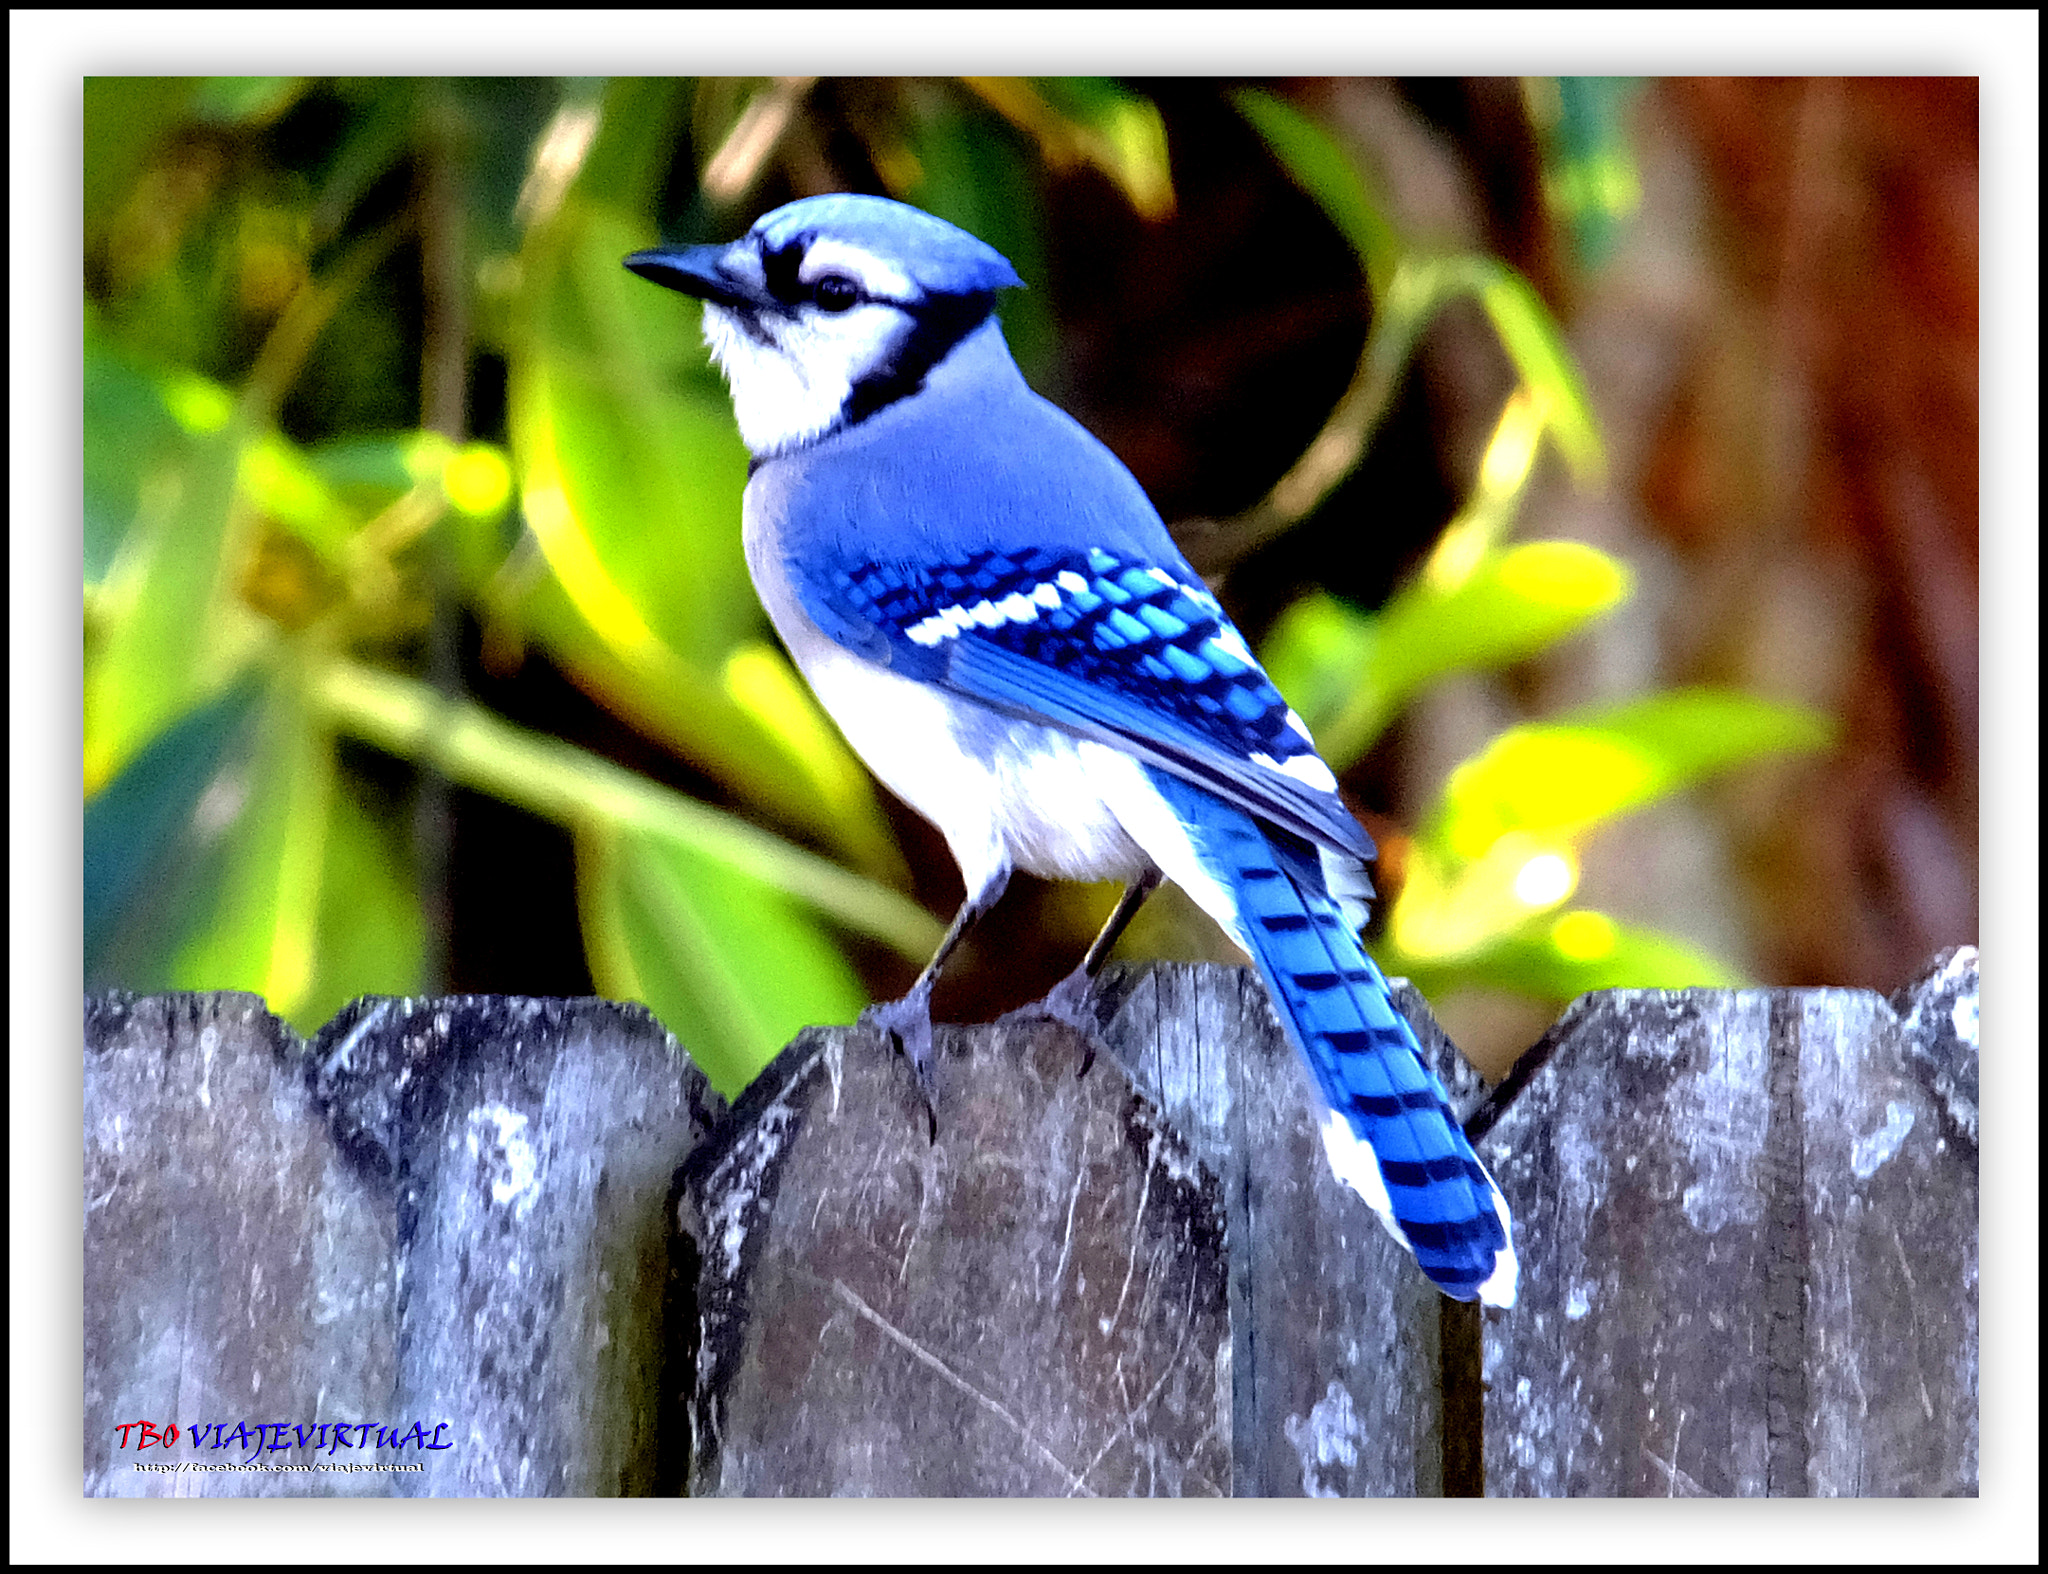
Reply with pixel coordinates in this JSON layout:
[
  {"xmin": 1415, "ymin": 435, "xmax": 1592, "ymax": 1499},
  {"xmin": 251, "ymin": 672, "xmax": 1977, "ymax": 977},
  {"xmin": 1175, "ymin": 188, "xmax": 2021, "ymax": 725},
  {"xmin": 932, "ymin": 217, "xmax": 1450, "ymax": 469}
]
[
  {"xmin": 807, "ymin": 544, "xmax": 1372, "ymax": 860},
  {"xmin": 1146, "ymin": 769, "xmax": 1517, "ymax": 1304}
]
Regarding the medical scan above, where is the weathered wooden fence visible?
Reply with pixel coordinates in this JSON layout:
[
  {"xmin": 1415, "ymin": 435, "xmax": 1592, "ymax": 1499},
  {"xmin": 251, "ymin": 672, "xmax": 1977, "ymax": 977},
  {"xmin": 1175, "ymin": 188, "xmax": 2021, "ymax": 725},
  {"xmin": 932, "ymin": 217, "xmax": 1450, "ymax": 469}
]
[{"xmin": 83, "ymin": 948, "xmax": 1977, "ymax": 1497}]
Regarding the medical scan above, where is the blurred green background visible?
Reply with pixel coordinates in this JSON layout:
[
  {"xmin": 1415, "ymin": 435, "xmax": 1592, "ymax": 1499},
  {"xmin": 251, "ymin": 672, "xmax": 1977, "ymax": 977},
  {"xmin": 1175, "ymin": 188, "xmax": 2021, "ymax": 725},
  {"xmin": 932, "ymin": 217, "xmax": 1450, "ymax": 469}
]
[{"xmin": 84, "ymin": 77, "xmax": 1978, "ymax": 1091}]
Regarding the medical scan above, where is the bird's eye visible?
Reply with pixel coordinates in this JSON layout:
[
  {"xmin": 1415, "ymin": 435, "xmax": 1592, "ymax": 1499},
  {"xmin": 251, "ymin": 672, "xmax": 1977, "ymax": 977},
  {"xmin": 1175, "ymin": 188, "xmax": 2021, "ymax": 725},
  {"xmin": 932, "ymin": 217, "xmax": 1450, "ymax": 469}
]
[{"xmin": 813, "ymin": 274, "xmax": 860, "ymax": 312}]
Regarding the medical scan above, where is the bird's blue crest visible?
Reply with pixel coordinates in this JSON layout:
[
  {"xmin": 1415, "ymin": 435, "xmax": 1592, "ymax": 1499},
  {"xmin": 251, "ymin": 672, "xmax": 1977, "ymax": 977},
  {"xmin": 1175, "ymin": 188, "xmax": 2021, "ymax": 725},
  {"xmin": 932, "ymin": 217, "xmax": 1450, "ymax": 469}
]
[{"xmin": 749, "ymin": 194, "xmax": 1024, "ymax": 298}]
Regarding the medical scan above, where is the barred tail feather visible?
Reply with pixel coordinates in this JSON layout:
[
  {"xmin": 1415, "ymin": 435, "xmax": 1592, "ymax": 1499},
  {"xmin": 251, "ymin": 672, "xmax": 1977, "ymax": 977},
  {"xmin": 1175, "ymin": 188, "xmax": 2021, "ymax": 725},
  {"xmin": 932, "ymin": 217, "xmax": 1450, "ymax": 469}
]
[{"xmin": 1141, "ymin": 771, "xmax": 1518, "ymax": 1306}]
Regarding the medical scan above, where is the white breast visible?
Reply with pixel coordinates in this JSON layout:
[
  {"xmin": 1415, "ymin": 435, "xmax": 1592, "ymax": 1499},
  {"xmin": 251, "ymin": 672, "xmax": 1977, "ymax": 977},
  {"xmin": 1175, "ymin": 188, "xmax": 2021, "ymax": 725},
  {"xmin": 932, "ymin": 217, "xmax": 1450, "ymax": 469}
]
[{"xmin": 792, "ymin": 635, "xmax": 1153, "ymax": 897}]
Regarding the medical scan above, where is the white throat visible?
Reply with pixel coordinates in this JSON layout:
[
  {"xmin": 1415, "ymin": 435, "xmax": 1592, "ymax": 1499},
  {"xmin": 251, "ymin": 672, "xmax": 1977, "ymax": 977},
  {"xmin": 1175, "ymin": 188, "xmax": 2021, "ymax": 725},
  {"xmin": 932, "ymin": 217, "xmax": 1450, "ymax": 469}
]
[{"xmin": 702, "ymin": 299, "xmax": 911, "ymax": 457}]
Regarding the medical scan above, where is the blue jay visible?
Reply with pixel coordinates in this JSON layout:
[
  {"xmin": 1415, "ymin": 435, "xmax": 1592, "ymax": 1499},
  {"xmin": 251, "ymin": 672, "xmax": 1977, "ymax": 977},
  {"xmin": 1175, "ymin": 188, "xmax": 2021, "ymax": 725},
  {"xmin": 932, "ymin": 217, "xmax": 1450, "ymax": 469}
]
[{"xmin": 626, "ymin": 195, "xmax": 1516, "ymax": 1306}]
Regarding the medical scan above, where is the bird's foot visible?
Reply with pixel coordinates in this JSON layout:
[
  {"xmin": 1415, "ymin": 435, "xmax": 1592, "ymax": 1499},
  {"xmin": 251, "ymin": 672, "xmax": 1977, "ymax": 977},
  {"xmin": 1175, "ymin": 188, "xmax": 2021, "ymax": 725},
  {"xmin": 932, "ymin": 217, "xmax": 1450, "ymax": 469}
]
[
  {"xmin": 997, "ymin": 966, "xmax": 1109, "ymax": 1078},
  {"xmin": 859, "ymin": 989, "xmax": 941, "ymax": 1142}
]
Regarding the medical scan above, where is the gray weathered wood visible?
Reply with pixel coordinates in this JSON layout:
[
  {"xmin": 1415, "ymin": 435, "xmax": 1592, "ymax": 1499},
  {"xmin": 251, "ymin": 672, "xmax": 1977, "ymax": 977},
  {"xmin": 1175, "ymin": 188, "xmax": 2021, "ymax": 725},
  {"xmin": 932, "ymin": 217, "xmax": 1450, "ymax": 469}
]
[
  {"xmin": 83, "ymin": 951, "xmax": 1977, "ymax": 1498},
  {"xmin": 84, "ymin": 993, "xmax": 396, "ymax": 1497},
  {"xmin": 678, "ymin": 962, "xmax": 1490, "ymax": 1498},
  {"xmin": 316, "ymin": 996, "xmax": 714, "ymax": 1496},
  {"xmin": 83, "ymin": 992, "xmax": 712, "ymax": 1497},
  {"xmin": 1093, "ymin": 962, "xmax": 1486, "ymax": 1497},
  {"xmin": 1475, "ymin": 947, "xmax": 1978, "ymax": 1496},
  {"xmin": 681, "ymin": 1017, "xmax": 1232, "ymax": 1497}
]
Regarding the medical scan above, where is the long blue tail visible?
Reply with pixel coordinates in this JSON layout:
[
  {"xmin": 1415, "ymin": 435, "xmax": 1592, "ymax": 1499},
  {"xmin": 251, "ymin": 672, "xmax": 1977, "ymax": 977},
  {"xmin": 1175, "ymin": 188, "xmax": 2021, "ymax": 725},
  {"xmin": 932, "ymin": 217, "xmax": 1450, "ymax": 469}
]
[{"xmin": 1149, "ymin": 771, "xmax": 1517, "ymax": 1305}]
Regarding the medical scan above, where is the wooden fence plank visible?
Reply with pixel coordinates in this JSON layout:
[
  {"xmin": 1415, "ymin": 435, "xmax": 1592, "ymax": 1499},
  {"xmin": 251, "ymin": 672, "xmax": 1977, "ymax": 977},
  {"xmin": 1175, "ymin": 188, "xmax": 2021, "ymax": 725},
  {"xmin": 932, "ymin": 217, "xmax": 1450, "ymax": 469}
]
[
  {"xmin": 1094, "ymin": 962, "xmax": 1480, "ymax": 1497},
  {"xmin": 680, "ymin": 1018, "xmax": 1232, "ymax": 1497},
  {"xmin": 84, "ymin": 993, "xmax": 396, "ymax": 1497},
  {"xmin": 82, "ymin": 949, "xmax": 1976, "ymax": 1498},
  {"xmin": 83, "ymin": 993, "xmax": 711, "ymax": 1497},
  {"xmin": 318, "ymin": 997, "xmax": 713, "ymax": 1496},
  {"xmin": 1795, "ymin": 962, "xmax": 1978, "ymax": 1496},
  {"xmin": 1474, "ymin": 949, "xmax": 1977, "ymax": 1496}
]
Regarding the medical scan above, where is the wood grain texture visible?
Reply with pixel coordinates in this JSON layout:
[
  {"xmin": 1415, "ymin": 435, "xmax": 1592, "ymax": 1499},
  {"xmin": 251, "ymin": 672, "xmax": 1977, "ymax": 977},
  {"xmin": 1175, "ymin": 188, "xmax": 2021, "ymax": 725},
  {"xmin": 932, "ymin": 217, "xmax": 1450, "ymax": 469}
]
[
  {"xmin": 319, "ymin": 996, "xmax": 713, "ymax": 1496},
  {"xmin": 1476, "ymin": 948, "xmax": 1977, "ymax": 1496},
  {"xmin": 1094, "ymin": 961, "xmax": 1481, "ymax": 1497},
  {"xmin": 83, "ymin": 992, "xmax": 712, "ymax": 1497},
  {"xmin": 681, "ymin": 1017, "xmax": 1232, "ymax": 1497},
  {"xmin": 84, "ymin": 992, "xmax": 396, "ymax": 1497},
  {"xmin": 82, "ymin": 949, "xmax": 1976, "ymax": 1498}
]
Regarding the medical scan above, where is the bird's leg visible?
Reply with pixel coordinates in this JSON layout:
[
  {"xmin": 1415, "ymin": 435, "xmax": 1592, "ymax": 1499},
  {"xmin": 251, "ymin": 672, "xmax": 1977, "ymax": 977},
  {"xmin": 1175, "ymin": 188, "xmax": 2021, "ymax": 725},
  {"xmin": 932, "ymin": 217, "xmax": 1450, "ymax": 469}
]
[
  {"xmin": 860, "ymin": 867, "xmax": 1009, "ymax": 1137},
  {"xmin": 1000, "ymin": 867, "xmax": 1162, "ymax": 1075}
]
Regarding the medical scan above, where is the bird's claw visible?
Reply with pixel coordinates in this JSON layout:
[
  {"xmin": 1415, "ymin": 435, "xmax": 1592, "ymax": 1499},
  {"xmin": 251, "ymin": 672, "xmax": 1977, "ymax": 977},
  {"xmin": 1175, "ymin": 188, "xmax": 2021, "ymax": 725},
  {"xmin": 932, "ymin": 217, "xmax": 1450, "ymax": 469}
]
[
  {"xmin": 997, "ymin": 967, "xmax": 1108, "ymax": 1078},
  {"xmin": 859, "ymin": 991, "xmax": 942, "ymax": 1141}
]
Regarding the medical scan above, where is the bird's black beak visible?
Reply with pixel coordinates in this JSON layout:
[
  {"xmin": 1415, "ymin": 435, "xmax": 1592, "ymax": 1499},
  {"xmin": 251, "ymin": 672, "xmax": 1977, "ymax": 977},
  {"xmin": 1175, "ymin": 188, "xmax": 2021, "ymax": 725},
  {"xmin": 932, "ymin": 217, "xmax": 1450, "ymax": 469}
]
[{"xmin": 623, "ymin": 243, "xmax": 761, "ymax": 310}]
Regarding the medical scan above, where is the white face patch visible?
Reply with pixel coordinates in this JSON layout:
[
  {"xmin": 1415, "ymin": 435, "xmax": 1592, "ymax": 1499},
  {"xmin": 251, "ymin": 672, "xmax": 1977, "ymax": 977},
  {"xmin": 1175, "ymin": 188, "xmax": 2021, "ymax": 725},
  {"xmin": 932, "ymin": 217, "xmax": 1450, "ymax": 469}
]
[
  {"xmin": 702, "ymin": 296, "xmax": 912, "ymax": 456},
  {"xmin": 797, "ymin": 237, "xmax": 914, "ymax": 299},
  {"xmin": 694, "ymin": 234, "xmax": 937, "ymax": 455}
]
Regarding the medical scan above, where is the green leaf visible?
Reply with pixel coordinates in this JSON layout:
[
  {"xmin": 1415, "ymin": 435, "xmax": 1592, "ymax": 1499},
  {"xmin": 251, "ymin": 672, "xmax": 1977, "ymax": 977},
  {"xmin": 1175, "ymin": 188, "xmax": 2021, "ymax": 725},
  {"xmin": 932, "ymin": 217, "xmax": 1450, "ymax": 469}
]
[
  {"xmin": 86, "ymin": 681, "xmax": 261, "ymax": 978},
  {"xmin": 303, "ymin": 433, "xmax": 422, "ymax": 508},
  {"xmin": 897, "ymin": 88, "xmax": 1057, "ymax": 381},
  {"xmin": 528, "ymin": 363, "xmax": 755, "ymax": 666},
  {"xmin": 1429, "ymin": 688, "xmax": 1835, "ymax": 859},
  {"xmin": 1565, "ymin": 687, "xmax": 1837, "ymax": 771},
  {"xmin": 83, "ymin": 350, "xmax": 258, "ymax": 795},
  {"xmin": 294, "ymin": 773, "xmax": 425, "ymax": 1034},
  {"xmin": 191, "ymin": 77, "xmax": 306, "ymax": 127},
  {"xmin": 1266, "ymin": 540, "xmax": 1632, "ymax": 767},
  {"xmin": 1387, "ymin": 908, "xmax": 1745, "ymax": 1002},
  {"xmin": 1022, "ymin": 77, "xmax": 1175, "ymax": 220},
  {"xmin": 310, "ymin": 657, "xmax": 940, "ymax": 965},
  {"xmin": 169, "ymin": 676, "xmax": 337, "ymax": 1021},
  {"xmin": 241, "ymin": 429, "xmax": 359, "ymax": 558},
  {"xmin": 1362, "ymin": 254, "xmax": 1606, "ymax": 491},
  {"xmin": 1468, "ymin": 262, "xmax": 1605, "ymax": 482},
  {"xmin": 1231, "ymin": 87, "xmax": 1397, "ymax": 295},
  {"xmin": 580, "ymin": 826, "xmax": 868, "ymax": 1100},
  {"xmin": 574, "ymin": 78, "xmax": 694, "ymax": 217},
  {"xmin": 514, "ymin": 198, "xmax": 756, "ymax": 664},
  {"xmin": 84, "ymin": 322, "xmax": 190, "ymax": 585}
]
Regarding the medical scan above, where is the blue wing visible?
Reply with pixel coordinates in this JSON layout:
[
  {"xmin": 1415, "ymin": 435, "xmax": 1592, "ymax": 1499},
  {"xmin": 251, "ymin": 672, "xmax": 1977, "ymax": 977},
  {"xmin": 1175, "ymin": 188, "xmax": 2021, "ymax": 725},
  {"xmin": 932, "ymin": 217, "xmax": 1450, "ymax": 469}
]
[{"xmin": 798, "ymin": 542, "xmax": 1372, "ymax": 862}]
